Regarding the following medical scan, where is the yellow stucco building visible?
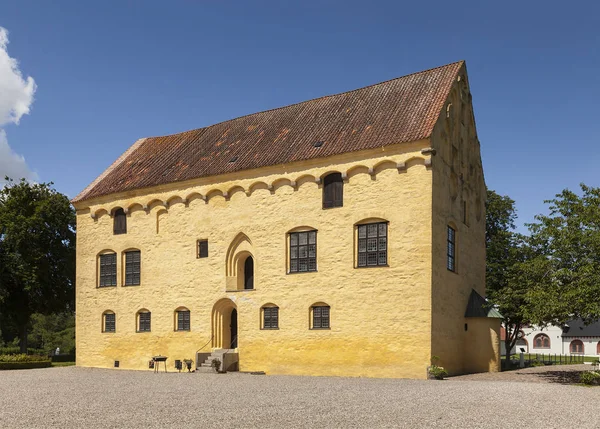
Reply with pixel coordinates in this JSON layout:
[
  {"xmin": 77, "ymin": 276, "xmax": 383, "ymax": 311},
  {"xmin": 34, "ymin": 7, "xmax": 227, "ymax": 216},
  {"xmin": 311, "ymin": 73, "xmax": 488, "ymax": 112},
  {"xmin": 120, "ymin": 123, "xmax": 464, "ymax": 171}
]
[{"xmin": 73, "ymin": 60, "xmax": 500, "ymax": 379}]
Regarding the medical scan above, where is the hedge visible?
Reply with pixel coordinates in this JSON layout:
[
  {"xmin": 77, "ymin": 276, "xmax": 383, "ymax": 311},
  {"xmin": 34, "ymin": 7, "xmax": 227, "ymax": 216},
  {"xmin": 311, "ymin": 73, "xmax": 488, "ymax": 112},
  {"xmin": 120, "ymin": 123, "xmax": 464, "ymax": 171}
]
[
  {"xmin": 51, "ymin": 354, "xmax": 75, "ymax": 363},
  {"xmin": 0, "ymin": 347, "xmax": 46, "ymax": 356},
  {"xmin": 0, "ymin": 361, "xmax": 52, "ymax": 370}
]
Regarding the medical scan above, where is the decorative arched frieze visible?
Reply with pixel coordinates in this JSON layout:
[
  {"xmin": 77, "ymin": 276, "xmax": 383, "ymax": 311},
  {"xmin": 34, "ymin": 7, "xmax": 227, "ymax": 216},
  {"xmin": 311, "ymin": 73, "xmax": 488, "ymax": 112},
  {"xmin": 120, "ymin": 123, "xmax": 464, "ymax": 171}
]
[
  {"xmin": 271, "ymin": 178, "xmax": 296, "ymax": 192},
  {"xmin": 248, "ymin": 181, "xmax": 270, "ymax": 195},
  {"xmin": 205, "ymin": 189, "xmax": 226, "ymax": 202},
  {"xmin": 81, "ymin": 155, "xmax": 434, "ymax": 214},
  {"xmin": 227, "ymin": 186, "xmax": 247, "ymax": 200}
]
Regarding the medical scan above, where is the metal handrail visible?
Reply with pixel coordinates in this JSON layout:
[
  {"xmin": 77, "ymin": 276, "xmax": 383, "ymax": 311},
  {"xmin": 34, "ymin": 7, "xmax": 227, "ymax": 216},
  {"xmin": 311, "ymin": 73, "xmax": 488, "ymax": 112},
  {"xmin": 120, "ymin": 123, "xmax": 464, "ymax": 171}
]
[{"xmin": 195, "ymin": 335, "xmax": 214, "ymax": 356}]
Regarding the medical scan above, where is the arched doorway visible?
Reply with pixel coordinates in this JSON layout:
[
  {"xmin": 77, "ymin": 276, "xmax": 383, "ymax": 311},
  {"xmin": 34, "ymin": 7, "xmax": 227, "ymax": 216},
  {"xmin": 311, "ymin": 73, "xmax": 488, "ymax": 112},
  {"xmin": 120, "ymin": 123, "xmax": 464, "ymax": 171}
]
[
  {"xmin": 212, "ymin": 299, "xmax": 238, "ymax": 350},
  {"xmin": 244, "ymin": 256, "xmax": 254, "ymax": 290}
]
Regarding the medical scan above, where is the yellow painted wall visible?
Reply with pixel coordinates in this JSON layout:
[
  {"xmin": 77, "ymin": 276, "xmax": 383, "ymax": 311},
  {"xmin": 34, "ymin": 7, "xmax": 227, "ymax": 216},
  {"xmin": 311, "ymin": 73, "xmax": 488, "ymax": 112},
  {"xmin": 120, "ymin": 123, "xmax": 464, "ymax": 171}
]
[
  {"xmin": 429, "ymin": 64, "xmax": 500, "ymax": 374},
  {"xmin": 75, "ymin": 141, "xmax": 436, "ymax": 379},
  {"xmin": 464, "ymin": 318, "xmax": 501, "ymax": 373}
]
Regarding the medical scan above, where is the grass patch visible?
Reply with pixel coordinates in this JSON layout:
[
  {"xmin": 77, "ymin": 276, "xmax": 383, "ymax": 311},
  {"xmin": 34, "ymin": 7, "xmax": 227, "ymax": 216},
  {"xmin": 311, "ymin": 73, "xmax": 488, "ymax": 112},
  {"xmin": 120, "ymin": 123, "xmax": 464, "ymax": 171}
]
[{"xmin": 52, "ymin": 361, "xmax": 75, "ymax": 367}]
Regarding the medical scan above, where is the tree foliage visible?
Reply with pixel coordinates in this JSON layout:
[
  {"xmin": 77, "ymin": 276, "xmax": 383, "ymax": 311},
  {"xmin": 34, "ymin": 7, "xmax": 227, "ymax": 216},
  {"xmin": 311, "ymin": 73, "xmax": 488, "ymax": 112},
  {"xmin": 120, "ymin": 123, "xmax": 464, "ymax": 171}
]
[
  {"xmin": 525, "ymin": 184, "xmax": 600, "ymax": 325},
  {"xmin": 0, "ymin": 178, "xmax": 75, "ymax": 352}
]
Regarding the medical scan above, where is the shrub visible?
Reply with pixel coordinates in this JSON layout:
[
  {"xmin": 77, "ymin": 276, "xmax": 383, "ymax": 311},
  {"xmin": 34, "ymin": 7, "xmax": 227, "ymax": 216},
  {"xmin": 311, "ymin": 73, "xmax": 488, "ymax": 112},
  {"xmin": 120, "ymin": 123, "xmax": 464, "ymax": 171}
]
[
  {"xmin": 428, "ymin": 355, "xmax": 448, "ymax": 380},
  {"xmin": 211, "ymin": 358, "xmax": 221, "ymax": 372},
  {"xmin": 0, "ymin": 354, "xmax": 49, "ymax": 363},
  {"xmin": 0, "ymin": 354, "xmax": 51, "ymax": 370},
  {"xmin": 580, "ymin": 371, "xmax": 600, "ymax": 386},
  {"xmin": 0, "ymin": 347, "xmax": 46, "ymax": 356}
]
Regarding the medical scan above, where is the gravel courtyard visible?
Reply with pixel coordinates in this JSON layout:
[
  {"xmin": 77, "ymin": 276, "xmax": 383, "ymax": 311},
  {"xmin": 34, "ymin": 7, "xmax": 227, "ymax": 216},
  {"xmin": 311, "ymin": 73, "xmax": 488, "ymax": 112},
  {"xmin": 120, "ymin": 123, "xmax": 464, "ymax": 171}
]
[{"xmin": 1, "ymin": 366, "xmax": 599, "ymax": 428}]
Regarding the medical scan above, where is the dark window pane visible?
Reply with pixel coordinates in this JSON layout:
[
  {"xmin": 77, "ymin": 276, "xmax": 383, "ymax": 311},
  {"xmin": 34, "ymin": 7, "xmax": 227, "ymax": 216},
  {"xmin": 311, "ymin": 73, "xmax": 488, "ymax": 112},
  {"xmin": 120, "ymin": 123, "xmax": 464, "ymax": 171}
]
[
  {"xmin": 125, "ymin": 251, "xmax": 141, "ymax": 286},
  {"xmin": 358, "ymin": 253, "xmax": 367, "ymax": 267},
  {"xmin": 298, "ymin": 245, "xmax": 308, "ymax": 258},
  {"xmin": 358, "ymin": 238, "xmax": 366, "ymax": 253},
  {"xmin": 356, "ymin": 222, "xmax": 388, "ymax": 267},
  {"xmin": 447, "ymin": 226, "xmax": 456, "ymax": 272},
  {"xmin": 198, "ymin": 240, "xmax": 208, "ymax": 258},
  {"xmin": 113, "ymin": 209, "xmax": 127, "ymax": 235},
  {"xmin": 313, "ymin": 306, "xmax": 330, "ymax": 329},
  {"xmin": 104, "ymin": 313, "xmax": 115, "ymax": 332},
  {"xmin": 177, "ymin": 311, "xmax": 190, "ymax": 331},
  {"xmin": 99, "ymin": 253, "xmax": 117, "ymax": 287},
  {"xmin": 367, "ymin": 238, "xmax": 377, "ymax": 252},
  {"xmin": 263, "ymin": 307, "xmax": 279, "ymax": 329},
  {"xmin": 367, "ymin": 253, "xmax": 377, "ymax": 265},
  {"xmin": 358, "ymin": 225, "xmax": 366, "ymax": 239},
  {"xmin": 299, "ymin": 233, "xmax": 308, "ymax": 245},
  {"xmin": 290, "ymin": 231, "xmax": 317, "ymax": 273},
  {"xmin": 323, "ymin": 173, "xmax": 343, "ymax": 208},
  {"xmin": 139, "ymin": 312, "xmax": 151, "ymax": 332}
]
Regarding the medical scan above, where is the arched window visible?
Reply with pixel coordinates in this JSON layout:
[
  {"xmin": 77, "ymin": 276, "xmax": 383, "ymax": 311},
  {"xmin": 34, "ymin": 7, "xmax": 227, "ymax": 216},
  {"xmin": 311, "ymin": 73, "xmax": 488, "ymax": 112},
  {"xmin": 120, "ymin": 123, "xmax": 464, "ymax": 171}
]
[
  {"xmin": 289, "ymin": 229, "xmax": 317, "ymax": 273},
  {"xmin": 113, "ymin": 208, "xmax": 127, "ymax": 235},
  {"xmin": 261, "ymin": 304, "xmax": 279, "ymax": 330},
  {"xmin": 98, "ymin": 251, "xmax": 117, "ymax": 287},
  {"xmin": 533, "ymin": 334, "xmax": 550, "ymax": 349},
  {"xmin": 322, "ymin": 173, "xmax": 343, "ymax": 209},
  {"xmin": 310, "ymin": 303, "xmax": 330, "ymax": 329},
  {"xmin": 356, "ymin": 221, "xmax": 388, "ymax": 267},
  {"xmin": 123, "ymin": 249, "xmax": 141, "ymax": 286},
  {"xmin": 244, "ymin": 256, "xmax": 254, "ymax": 290},
  {"xmin": 102, "ymin": 311, "xmax": 115, "ymax": 333},
  {"xmin": 570, "ymin": 339, "xmax": 584, "ymax": 354},
  {"xmin": 175, "ymin": 307, "xmax": 190, "ymax": 331},
  {"xmin": 137, "ymin": 309, "xmax": 151, "ymax": 332}
]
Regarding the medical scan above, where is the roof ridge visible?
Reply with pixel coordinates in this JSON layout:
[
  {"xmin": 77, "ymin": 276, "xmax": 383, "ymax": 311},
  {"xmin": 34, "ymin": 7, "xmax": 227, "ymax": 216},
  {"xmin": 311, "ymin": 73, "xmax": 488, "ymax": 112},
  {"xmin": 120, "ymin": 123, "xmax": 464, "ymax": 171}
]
[{"xmin": 144, "ymin": 60, "xmax": 465, "ymax": 140}]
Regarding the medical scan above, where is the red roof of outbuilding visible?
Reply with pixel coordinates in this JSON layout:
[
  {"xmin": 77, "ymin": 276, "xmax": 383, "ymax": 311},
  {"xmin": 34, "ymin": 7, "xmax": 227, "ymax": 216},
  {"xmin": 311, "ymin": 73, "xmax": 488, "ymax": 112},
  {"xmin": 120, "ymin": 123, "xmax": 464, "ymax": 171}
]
[{"xmin": 73, "ymin": 61, "xmax": 463, "ymax": 203}]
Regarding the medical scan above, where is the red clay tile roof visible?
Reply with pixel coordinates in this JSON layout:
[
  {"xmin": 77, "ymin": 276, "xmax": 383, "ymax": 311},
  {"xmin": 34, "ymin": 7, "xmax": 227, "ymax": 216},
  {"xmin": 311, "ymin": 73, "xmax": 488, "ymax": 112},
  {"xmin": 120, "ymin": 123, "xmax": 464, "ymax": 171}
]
[{"xmin": 73, "ymin": 61, "xmax": 464, "ymax": 203}]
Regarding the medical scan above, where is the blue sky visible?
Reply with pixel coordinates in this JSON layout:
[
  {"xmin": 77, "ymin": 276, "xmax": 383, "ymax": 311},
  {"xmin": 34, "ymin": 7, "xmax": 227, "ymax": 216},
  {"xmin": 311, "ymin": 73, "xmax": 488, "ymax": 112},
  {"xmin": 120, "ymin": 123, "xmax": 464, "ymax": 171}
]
[{"xmin": 0, "ymin": 1, "xmax": 598, "ymax": 229}]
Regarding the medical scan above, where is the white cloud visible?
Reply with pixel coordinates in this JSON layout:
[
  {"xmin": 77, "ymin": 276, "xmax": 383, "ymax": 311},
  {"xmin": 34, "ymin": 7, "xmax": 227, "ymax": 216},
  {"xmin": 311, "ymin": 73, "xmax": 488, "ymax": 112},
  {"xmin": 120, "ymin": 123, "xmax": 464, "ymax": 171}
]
[
  {"xmin": 0, "ymin": 130, "xmax": 38, "ymax": 182},
  {"xmin": 0, "ymin": 26, "xmax": 37, "ymax": 183}
]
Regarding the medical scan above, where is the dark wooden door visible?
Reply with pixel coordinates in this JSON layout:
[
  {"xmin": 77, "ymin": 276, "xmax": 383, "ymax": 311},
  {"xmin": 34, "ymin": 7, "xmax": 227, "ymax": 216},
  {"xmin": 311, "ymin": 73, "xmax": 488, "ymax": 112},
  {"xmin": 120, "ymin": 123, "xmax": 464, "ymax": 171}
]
[{"xmin": 230, "ymin": 309, "xmax": 238, "ymax": 349}]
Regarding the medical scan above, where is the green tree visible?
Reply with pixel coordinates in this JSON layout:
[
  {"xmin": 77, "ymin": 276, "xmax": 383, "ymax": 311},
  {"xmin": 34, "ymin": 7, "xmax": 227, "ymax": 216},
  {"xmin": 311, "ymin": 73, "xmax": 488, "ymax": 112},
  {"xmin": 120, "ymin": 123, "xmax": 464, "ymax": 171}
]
[
  {"xmin": 485, "ymin": 190, "xmax": 550, "ymax": 367},
  {"xmin": 525, "ymin": 184, "xmax": 600, "ymax": 325},
  {"xmin": 0, "ymin": 178, "xmax": 75, "ymax": 352}
]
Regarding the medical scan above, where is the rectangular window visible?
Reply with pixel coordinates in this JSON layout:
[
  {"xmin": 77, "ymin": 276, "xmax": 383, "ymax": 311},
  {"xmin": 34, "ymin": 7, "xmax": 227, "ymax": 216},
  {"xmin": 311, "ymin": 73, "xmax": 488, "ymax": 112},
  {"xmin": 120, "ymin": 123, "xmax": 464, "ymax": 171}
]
[
  {"xmin": 462, "ymin": 200, "xmax": 468, "ymax": 225},
  {"xmin": 447, "ymin": 226, "xmax": 456, "ymax": 272},
  {"xmin": 99, "ymin": 253, "xmax": 117, "ymax": 287},
  {"xmin": 124, "ymin": 250, "xmax": 141, "ymax": 286},
  {"xmin": 263, "ymin": 307, "xmax": 279, "ymax": 329},
  {"xmin": 104, "ymin": 313, "xmax": 115, "ymax": 332},
  {"xmin": 289, "ymin": 231, "xmax": 317, "ymax": 273},
  {"xmin": 357, "ymin": 222, "xmax": 387, "ymax": 267},
  {"xmin": 138, "ymin": 312, "xmax": 151, "ymax": 332},
  {"xmin": 177, "ymin": 310, "xmax": 190, "ymax": 331},
  {"xmin": 197, "ymin": 240, "xmax": 208, "ymax": 258},
  {"xmin": 312, "ymin": 306, "xmax": 330, "ymax": 329}
]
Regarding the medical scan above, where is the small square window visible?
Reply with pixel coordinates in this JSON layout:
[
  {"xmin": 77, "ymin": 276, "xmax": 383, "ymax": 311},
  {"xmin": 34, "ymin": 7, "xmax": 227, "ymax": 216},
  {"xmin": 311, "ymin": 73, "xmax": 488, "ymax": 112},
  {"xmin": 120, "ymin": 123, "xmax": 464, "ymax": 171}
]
[{"xmin": 198, "ymin": 240, "xmax": 208, "ymax": 258}]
